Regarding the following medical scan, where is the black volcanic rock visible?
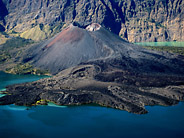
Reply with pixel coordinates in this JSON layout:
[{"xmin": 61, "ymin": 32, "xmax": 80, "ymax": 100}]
[
  {"xmin": 0, "ymin": 23, "xmax": 184, "ymax": 114},
  {"xmin": 1, "ymin": 63, "xmax": 184, "ymax": 114}
]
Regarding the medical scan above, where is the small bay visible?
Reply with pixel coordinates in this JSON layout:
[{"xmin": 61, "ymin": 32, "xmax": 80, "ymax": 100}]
[{"xmin": 0, "ymin": 71, "xmax": 184, "ymax": 138}]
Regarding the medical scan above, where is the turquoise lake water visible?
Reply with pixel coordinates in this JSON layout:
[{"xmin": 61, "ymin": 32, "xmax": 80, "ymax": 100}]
[
  {"xmin": 135, "ymin": 41, "xmax": 184, "ymax": 47},
  {"xmin": 0, "ymin": 71, "xmax": 184, "ymax": 138}
]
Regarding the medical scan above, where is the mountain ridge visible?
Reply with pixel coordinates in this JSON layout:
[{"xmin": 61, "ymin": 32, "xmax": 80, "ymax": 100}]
[{"xmin": 0, "ymin": 0, "xmax": 183, "ymax": 43}]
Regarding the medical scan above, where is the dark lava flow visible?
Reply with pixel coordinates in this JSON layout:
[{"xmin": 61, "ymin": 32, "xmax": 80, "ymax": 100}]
[{"xmin": 0, "ymin": 23, "xmax": 184, "ymax": 114}]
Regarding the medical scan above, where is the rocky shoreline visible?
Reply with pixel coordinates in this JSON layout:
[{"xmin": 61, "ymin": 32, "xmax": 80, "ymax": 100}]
[
  {"xmin": 1, "ymin": 63, "xmax": 184, "ymax": 114},
  {"xmin": 0, "ymin": 23, "xmax": 184, "ymax": 114}
]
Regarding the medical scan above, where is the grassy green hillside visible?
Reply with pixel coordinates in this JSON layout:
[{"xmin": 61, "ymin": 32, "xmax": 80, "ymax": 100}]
[
  {"xmin": 0, "ymin": 37, "xmax": 50, "ymax": 75},
  {"xmin": 143, "ymin": 46, "xmax": 184, "ymax": 56}
]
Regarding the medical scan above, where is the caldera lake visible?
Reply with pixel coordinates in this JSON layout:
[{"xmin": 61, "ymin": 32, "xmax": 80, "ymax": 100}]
[
  {"xmin": 0, "ymin": 71, "xmax": 184, "ymax": 138},
  {"xmin": 135, "ymin": 41, "xmax": 184, "ymax": 47}
]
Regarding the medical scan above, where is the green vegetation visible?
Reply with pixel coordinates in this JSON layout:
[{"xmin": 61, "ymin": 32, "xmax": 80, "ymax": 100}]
[
  {"xmin": 35, "ymin": 99, "xmax": 48, "ymax": 105},
  {"xmin": 1, "ymin": 37, "xmax": 33, "ymax": 51},
  {"xmin": 0, "ymin": 52, "xmax": 11, "ymax": 63},
  {"xmin": 34, "ymin": 99, "xmax": 61, "ymax": 106},
  {"xmin": 143, "ymin": 46, "xmax": 184, "ymax": 56},
  {"xmin": 0, "ymin": 37, "xmax": 33, "ymax": 63},
  {"xmin": 0, "ymin": 36, "xmax": 51, "ymax": 75},
  {"xmin": 136, "ymin": 41, "xmax": 184, "ymax": 56},
  {"xmin": 5, "ymin": 63, "xmax": 50, "ymax": 75},
  {"xmin": 20, "ymin": 23, "xmax": 64, "ymax": 41}
]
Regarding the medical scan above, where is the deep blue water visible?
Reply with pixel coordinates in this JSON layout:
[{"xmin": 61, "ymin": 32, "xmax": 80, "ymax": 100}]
[{"xmin": 0, "ymin": 71, "xmax": 184, "ymax": 138}]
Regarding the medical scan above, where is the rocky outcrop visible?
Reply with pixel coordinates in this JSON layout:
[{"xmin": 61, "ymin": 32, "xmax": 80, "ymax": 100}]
[
  {"xmin": 1, "ymin": 60, "xmax": 184, "ymax": 114},
  {"xmin": 0, "ymin": 23, "xmax": 184, "ymax": 114},
  {"xmin": 21, "ymin": 23, "xmax": 184, "ymax": 75},
  {"xmin": 0, "ymin": 0, "xmax": 7, "ymax": 31},
  {"xmin": 0, "ymin": 0, "xmax": 183, "ymax": 42}
]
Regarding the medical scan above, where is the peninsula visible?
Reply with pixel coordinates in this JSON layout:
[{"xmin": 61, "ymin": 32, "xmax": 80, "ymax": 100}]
[{"xmin": 0, "ymin": 23, "xmax": 184, "ymax": 114}]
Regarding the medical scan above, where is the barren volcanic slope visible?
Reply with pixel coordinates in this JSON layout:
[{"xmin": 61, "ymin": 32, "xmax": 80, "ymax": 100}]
[{"xmin": 1, "ymin": 23, "xmax": 184, "ymax": 114}]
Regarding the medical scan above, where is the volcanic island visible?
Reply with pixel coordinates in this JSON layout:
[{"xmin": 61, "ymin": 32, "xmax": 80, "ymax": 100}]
[{"xmin": 0, "ymin": 23, "xmax": 184, "ymax": 114}]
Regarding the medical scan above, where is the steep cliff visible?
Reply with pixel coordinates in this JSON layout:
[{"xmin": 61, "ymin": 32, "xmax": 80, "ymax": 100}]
[{"xmin": 1, "ymin": 0, "xmax": 184, "ymax": 42}]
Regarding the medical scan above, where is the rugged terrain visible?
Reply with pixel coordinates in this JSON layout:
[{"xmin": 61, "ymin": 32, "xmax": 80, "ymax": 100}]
[
  {"xmin": 0, "ymin": 0, "xmax": 183, "ymax": 43},
  {"xmin": 0, "ymin": 23, "xmax": 184, "ymax": 114}
]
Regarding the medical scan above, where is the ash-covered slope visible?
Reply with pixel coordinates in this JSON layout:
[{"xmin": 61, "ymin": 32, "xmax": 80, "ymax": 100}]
[
  {"xmin": 1, "ymin": 23, "xmax": 184, "ymax": 114},
  {"xmin": 23, "ymin": 23, "xmax": 115, "ymax": 74},
  {"xmin": 23, "ymin": 23, "xmax": 184, "ymax": 75}
]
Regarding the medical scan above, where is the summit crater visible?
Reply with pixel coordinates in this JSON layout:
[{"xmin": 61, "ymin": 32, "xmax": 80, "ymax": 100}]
[{"xmin": 0, "ymin": 23, "xmax": 184, "ymax": 114}]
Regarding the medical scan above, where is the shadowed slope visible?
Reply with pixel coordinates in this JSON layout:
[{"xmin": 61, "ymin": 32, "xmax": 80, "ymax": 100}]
[
  {"xmin": 23, "ymin": 23, "xmax": 117, "ymax": 74},
  {"xmin": 1, "ymin": 23, "xmax": 184, "ymax": 114},
  {"xmin": 23, "ymin": 23, "xmax": 184, "ymax": 75}
]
